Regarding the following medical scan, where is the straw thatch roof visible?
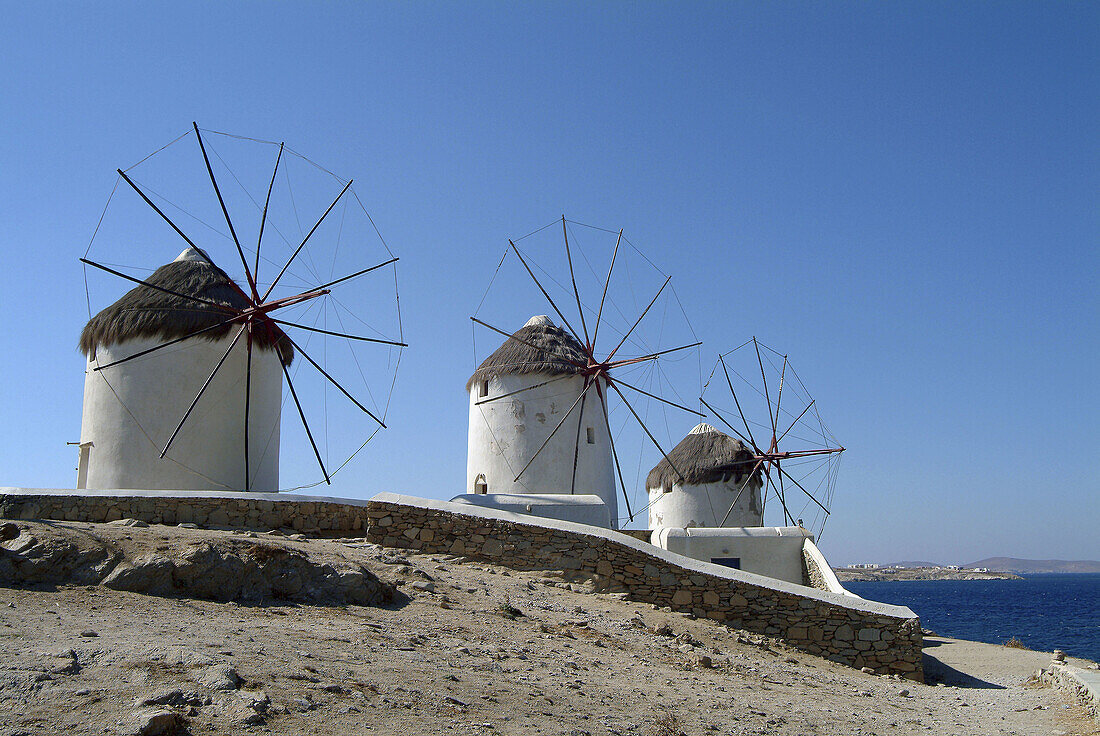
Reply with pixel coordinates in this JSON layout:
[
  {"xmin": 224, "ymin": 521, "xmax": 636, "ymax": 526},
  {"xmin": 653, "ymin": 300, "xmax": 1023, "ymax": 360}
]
[
  {"xmin": 466, "ymin": 315, "xmax": 587, "ymax": 390},
  {"xmin": 80, "ymin": 248, "xmax": 293, "ymax": 365},
  {"xmin": 646, "ymin": 423, "xmax": 761, "ymax": 491}
]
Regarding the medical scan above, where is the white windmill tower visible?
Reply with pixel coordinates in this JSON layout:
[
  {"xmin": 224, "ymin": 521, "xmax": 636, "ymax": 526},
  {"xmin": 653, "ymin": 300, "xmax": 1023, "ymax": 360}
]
[
  {"xmin": 78, "ymin": 247, "xmax": 286, "ymax": 491},
  {"xmin": 646, "ymin": 422, "xmax": 763, "ymax": 530},
  {"xmin": 464, "ymin": 315, "xmax": 617, "ymax": 525}
]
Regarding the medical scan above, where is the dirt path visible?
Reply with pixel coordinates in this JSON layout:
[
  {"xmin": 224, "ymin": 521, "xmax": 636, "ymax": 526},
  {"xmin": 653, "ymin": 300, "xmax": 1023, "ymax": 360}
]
[{"xmin": 0, "ymin": 522, "xmax": 1096, "ymax": 736}]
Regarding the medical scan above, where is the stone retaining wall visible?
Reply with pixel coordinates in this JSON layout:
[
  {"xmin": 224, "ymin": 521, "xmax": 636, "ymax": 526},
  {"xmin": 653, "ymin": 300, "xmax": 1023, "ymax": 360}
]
[
  {"xmin": 1, "ymin": 488, "xmax": 922, "ymax": 679},
  {"xmin": 0, "ymin": 489, "xmax": 368, "ymax": 534},
  {"xmin": 364, "ymin": 493, "xmax": 923, "ymax": 679}
]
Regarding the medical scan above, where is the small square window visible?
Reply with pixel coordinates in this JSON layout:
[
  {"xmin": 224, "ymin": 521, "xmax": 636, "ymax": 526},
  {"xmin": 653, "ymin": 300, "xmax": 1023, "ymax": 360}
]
[
  {"xmin": 586, "ymin": 427, "xmax": 595, "ymax": 444},
  {"xmin": 478, "ymin": 379, "xmax": 489, "ymax": 398}
]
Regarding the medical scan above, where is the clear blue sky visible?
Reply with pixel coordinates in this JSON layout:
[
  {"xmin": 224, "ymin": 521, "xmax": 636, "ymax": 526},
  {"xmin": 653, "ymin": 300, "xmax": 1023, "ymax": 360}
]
[{"xmin": 1, "ymin": 2, "xmax": 1096, "ymax": 564}]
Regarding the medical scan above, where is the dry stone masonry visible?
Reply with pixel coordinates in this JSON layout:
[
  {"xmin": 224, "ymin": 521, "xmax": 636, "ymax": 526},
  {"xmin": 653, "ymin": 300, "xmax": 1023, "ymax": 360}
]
[
  {"xmin": 0, "ymin": 488, "xmax": 922, "ymax": 679},
  {"xmin": 363, "ymin": 493, "xmax": 923, "ymax": 679}
]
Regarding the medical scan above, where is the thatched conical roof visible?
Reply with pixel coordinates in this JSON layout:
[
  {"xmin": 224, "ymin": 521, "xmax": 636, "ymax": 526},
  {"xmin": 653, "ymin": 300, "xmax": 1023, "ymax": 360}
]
[
  {"xmin": 646, "ymin": 423, "xmax": 760, "ymax": 491},
  {"xmin": 80, "ymin": 247, "xmax": 293, "ymax": 365},
  {"xmin": 466, "ymin": 315, "xmax": 587, "ymax": 391}
]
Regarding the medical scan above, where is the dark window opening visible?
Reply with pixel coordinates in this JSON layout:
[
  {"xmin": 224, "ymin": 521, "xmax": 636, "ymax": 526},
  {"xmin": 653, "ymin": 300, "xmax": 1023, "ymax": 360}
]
[
  {"xmin": 478, "ymin": 380, "xmax": 489, "ymax": 398},
  {"xmin": 586, "ymin": 427, "xmax": 595, "ymax": 444},
  {"xmin": 711, "ymin": 557, "xmax": 741, "ymax": 570}
]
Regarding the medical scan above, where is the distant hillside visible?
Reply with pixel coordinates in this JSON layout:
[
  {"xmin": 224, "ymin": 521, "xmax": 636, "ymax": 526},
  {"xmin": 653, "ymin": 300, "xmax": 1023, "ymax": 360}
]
[
  {"xmin": 965, "ymin": 558, "xmax": 1100, "ymax": 574},
  {"xmin": 888, "ymin": 560, "xmax": 942, "ymax": 568}
]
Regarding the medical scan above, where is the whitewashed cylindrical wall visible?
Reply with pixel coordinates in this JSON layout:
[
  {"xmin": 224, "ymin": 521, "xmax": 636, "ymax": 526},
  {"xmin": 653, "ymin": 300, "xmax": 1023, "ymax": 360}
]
[
  {"xmin": 79, "ymin": 334, "xmax": 282, "ymax": 491},
  {"xmin": 648, "ymin": 476, "xmax": 762, "ymax": 530},
  {"xmin": 466, "ymin": 372, "xmax": 618, "ymax": 526}
]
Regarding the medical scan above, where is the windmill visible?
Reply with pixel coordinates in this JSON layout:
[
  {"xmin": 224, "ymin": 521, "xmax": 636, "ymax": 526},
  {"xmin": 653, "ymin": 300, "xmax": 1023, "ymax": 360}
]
[
  {"xmin": 699, "ymin": 338, "xmax": 844, "ymax": 538},
  {"xmin": 467, "ymin": 217, "xmax": 703, "ymax": 527},
  {"xmin": 78, "ymin": 123, "xmax": 404, "ymax": 492}
]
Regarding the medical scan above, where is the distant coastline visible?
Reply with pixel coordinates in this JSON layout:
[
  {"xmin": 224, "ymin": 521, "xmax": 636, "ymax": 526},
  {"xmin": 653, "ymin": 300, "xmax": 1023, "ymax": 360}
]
[{"xmin": 835, "ymin": 566, "xmax": 1021, "ymax": 582}]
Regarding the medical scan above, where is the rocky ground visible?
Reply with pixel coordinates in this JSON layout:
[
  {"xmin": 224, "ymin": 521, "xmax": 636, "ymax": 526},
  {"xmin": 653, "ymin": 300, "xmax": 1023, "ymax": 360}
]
[{"xmin": 0, "ymin": 521, "xmax": 1096, "ymax": 736}]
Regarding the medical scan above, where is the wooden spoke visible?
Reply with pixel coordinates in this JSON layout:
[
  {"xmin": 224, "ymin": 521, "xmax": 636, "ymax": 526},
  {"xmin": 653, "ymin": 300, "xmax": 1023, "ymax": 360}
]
[
  {"xmin": 263, "ymin": 179, "xmax": 353, "ymax": 301},
  {"xmin": 608, "ymin": 341, "xmax": 703, "ymax": 369},
  {"xmin": 471, "ymin": 317, "xmax": 585, "ymax": 368},
  {"xmin": 278, "ymin": 346, "xmax": 330, "ymax": 485},
  {"xmin": 718, "ymin": 457, "xmax": 765, "ymax": 526},
  {"xmin": 607, "ymin": 380, "xmax": 686, "ymax": 485},
  {"xmin": 255, "ymin": 142, "xmax": 284, "ymax": 287},
  {"xmin": 774, "ymin": 462, "xmax": 831, "ymax": 515},
  {"xmin": 161, "ymin": 324, "xmax": 246, "ymax": 458},
  {"xmin": 753, "ymin": 337, "xmax": 777, "ymax": 440},
  {"xmin": 720, "ymin": 355, "xmax": 758, "ymax": 452},
  {"xmin": 561, "ymin": 216, "xmax": 590, "ymax": 348},
  {"xmin": 92, "ymin": 314, "xmax": 243, "ymax": 371},
  {"xmin": 313, "ymin": 257, "xmax": 398, "ymax": 292},
  {"xmin": 512, "ymin": 378, "xmax": 594, "ymax": 483},
  {"xmin": 80, "ymin": 258, "xmax": 235, "ymax": 314},
  {"xmin": 605, "ymin": 275, "xmax": 670, "ymax": 363},
  {"xmin": 271, "ymin": 319, "xmax": 407, "ymax": 346},
  {"xmin": 699, "ymin": 397, "xmax": 764, "ymax": 456},
  {"xmin": 193, "ymin": 122, "xmax": 257, "ymax": 302},
  {"xmin": 596, "ymin": 382, "xmax": 633, "ymax": 522},
  {"xmin": 116, "ymin": 169, "xmax": 201, "ymax": 253},
  {"xmin": 244, "ymin": 328, "xmax": 252, "ymax": 490},
  {"xmin": 590, "ymin": 229, "xmax": 621, "ymax": 352},
  {"xmin": 569, "ymin": 377, "xmax": 591, "ymax": 494},
  {"xmin": 508, "ymin": 240, "xmax": 583, "ymax": 344},
  {"xmin": 474, "ymin": 374, "xmax": 572, "ymax": 406},
  {"xmin": 611, "ymin": 377, "xmax": 705, "ymax": 417},
  {"xmin": 774, "ymin": 355, "xmax": 788, "ymax": 435},
  {"xmin": 775, "ymin": 459, "xmax": 793, "ymax": 526},
  {"xmin": 777, "ymin": 399, "xmax": 815, "ymax": 444},
  {"xmin": 281, "ymin": 332, "xmax": 386, "ymax": 428}
]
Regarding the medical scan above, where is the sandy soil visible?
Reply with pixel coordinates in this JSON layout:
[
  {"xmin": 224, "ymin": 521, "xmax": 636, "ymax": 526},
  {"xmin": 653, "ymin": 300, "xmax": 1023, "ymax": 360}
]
[{"xmin": 0, "ymin": 522, "xmax": 1096, "ymax": 736}]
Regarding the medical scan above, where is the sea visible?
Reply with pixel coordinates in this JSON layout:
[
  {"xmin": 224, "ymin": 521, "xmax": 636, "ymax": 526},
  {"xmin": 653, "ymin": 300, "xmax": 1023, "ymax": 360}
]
[{"xmin": 844, "ymin": 573, "xmax": 1100, "ymax": 663}]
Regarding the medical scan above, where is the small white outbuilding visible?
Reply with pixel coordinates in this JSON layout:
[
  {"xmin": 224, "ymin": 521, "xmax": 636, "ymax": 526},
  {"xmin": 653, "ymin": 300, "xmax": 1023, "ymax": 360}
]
[
  {"xmin": 77, "ymin": 247, "xmax": 287, "ymax": 492},
  {"xmin": 646, "ymin": 422, "xmax": 763, "ymax": 529},
  {"xmin": 464, "ymin": 315, "xmax": 617, "ymax": 527}
]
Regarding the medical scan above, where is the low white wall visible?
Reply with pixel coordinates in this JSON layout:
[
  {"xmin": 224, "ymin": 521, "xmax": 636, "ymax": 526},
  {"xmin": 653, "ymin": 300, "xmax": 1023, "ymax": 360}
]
[
  {"xmin": 652, "ymin": 526, "xmax": 810, "ymax": 586},
  {"xmin": 448, "ymin": 492, "xmax": 611, "ymax": 528}
]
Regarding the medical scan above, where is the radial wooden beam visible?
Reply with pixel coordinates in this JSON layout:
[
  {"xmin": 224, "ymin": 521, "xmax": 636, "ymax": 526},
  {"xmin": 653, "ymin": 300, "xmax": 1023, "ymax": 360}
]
[
  {"xmin": 608, "ymin": 341, "xmax": 703, "ymax": 369},
  {"xmin": 160, "ymin": 324, "xmax": 246, "ymax": 458},
  {"xmin": 718, "ymin": 457, "xmax": 765, "ymax": 526},
  {"xmin": 254, "ymin": 142, "xmax": 284, "ymax": 287},
  {"xmin": 473, "ymin": 374, "xmax": 572, "ymax": 406},
  {"xmin": 280, "ymin": 332, "xmax": 386, "ymax": 428},
  {"xmin": 753, "ymin": 337, "xmax": 777, "ymax": 440},
  {"xmin": 605, "ymin": 275, "xmax": 670, "ymax": 363},
  {"xmin": 193, "ymin": 122, "xmax": 257, "ymax": 302},
  {"xmin": 470, "ymin": 317, "xmax": 586, "ymax": 369},
  {"xmin": 611, "ymin": 377, "xmax": 705, "ymax": 417},
  {"xmin": 278, "ymin": 346, "xmax": 330, "ymax": 485},
  {"xmin": 720, "ymin": 355, "xmax": 758, "ymax": 452},
  {"xmin": 561, "ymin": 216, "xmax": 590, "ymax": 349},
  {"xmin": 80, "ymin": 258, "xmax": 233, "ymax": 313},
  {"xmin": 606, "ymin": 380, "xmax": 686, "ymax": 485},
  {"xmin": 512, "ymin": 378, "xmax": 594, "ymax": 483},
  {"xmin": 569, "ymin": 376, "xmax": 591, "ymax": 494},
  {"xmin": 778, "ymin": 399, "xmax": 815, "ymax": 444},
  {"xmin": 508, "ymin": 240, "xmax": 583, "ymax": 344},
  {"xmin": 263, "ymin": 179, "xmax": 353, "ymax": 300},
  {"xmin": 243, "ymin": 327, "xmax": 253, "ymax": 490},
  {"xmin": 596, "ymin": 381, "xmax": 633, "ymax": 522},
  {"xmin": 116, "ymin": 169, "xmax": 201, "ymax": 252},
  {"xmin": 313, "ymin": 257, "xmax": 398, "ymax": 292},
  {"xmin": 589, "ymin": 229, "xmax": 621, "ymax": 352},
  {"xmin": 699, "ymin": 397, "xmax": 764, "ymax": 456},
  {"xmin": 91, "ymin": 314, "xmax": 243, "ymax": 371},
  {"xmin": 271, "ymin": 319, "xmax": 407, "ymax": 346}
]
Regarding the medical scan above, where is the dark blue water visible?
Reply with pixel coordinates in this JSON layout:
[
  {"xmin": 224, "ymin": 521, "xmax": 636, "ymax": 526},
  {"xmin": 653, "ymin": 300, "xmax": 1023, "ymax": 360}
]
[{"xmin": 845, "ymin": 573, "xmax": 1100, "ymax": 662}]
